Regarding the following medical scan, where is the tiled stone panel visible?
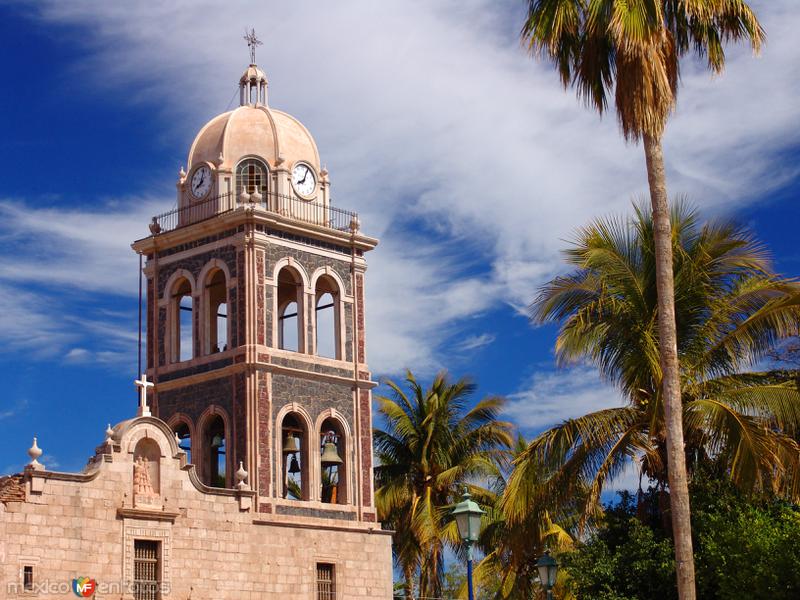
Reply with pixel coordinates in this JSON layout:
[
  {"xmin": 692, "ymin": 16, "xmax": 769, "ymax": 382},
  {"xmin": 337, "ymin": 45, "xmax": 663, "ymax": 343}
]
[
  {"xmin": 256, "ymin": 250, "xmax": 265, "ymax": 345},
  {"xmin": 158, "ymin": 306, "xmax": 167, "ymax": 367},
  {"xmin": 270, "ymin": 374, "xmax": 354, "ymax": 425},
  {"xmin": 270, "ymin": 355, "xmax": 354, "ymax": 379},
  {"xmin": 237, "ymin": 249, "xmax": 246, "ymax": 347},
  {"xmin": 233, "ymin": 372, "xmax": 248, "ymax": 475},
  {"xmin": 359, "ymin": 388, "xmax": 373, "ymax": 507},
  {"xmin": 157, "ymin": 375, "xmax": 233, "ymax": 442},
  {"xmin": 264, "ymin": 242, "xmax": 352, "ymax": 295},
  {"xmin": 156, "ymin": 246, "xmax": 238, "ymax": 295},
  {"xmin": 154, "ymin": 227, "xmax": 240, "ymax": 259},
  {"xmin": 344, "ymin": 302, "xmax": 354, "ymax": 363},
  {"xmin": 147, "ymin": 278, "xmax": 155, "ymax": 370},
  {"xmin": 356, "ymin": 273, "xmax": 366, "ymax": 364},
  {"xmin": 276, "ymin": 504, "xmax": 356, "ymax": 521},
  {"xmin": 157, "ymin": 357, "xmax": 235, "ymax": 383},
  {"xmin": 257, "ymin": 371, "xmax": 271, "ymax": 496}
]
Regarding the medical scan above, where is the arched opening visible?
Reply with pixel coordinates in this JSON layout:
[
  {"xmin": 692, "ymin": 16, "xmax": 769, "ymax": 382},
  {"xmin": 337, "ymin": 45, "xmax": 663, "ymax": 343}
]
[
  {"xmin": 133, "ymin": 438, "xmax": 161, "ymax": 507},
  {"xmin": 319, "ymin": 418, "xmax": 347, "ymax": 505},
  {"xmin": 277, "ymin": 267, "xmax": 304, "ymax": 353},
  {"xmin": 280, "ymin": 413, "xmax": 308, "ymax": 500},
  {"xmin": 171, "ymin": 277, "xmax": 194, "ymax": 363},
  {"xmin": 314, "ymin": 276, "xmax": 340, "ymax": 359},
  {"xmin": 206, "ymin": 268, "xmax": 228, "ymax": 354},
  {"xmin": 173, "ymin": 422, "xmax": 192, "ymax": 464},
  {"xmin": 236, "ymin": 158, "xmax": 268, "ymax": 202},
  {"xmin": 202, "ymin": 415, "xmax": 227, "ymax": 488}
]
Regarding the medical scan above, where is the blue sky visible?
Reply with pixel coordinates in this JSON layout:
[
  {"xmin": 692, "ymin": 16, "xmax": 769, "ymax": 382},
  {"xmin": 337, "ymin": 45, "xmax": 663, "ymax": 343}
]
[{"xmin": 0, "ymin": 1, "xmax": 798, "ymax": 482}]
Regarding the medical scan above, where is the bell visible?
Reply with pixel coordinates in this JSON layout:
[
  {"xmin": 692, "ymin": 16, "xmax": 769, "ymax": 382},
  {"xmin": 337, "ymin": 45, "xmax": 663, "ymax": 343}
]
[
  {"xmin": 288, "ymin": 455, "xmax": 301, "ymax": 474},
  {"xmin": 211, "ymin": 434, "xmax": 224, "ymax": 448},
  {"xmin": 320, "ymin": 441, "xmax": 343, "ymax": 466},
  {"xmin": 283, "ymin": 433, "xmax": 299, "ymax": 454}
]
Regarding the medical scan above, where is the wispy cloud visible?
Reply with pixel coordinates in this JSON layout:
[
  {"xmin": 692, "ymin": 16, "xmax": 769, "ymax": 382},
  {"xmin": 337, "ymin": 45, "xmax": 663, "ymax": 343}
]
[
  {"xmin": 2, "ymin": 0, "xmax": 798, "ymax": 375},
  {"xmin": 505, "ymin": 366, "xmax": 623, "ymax": 433},
  {"xmin": 457, "ymin": 333, "xmax": 496, "ymax": 352}
]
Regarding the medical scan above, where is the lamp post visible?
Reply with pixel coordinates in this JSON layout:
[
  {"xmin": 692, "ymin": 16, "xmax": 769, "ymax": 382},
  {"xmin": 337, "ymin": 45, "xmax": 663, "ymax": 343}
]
[
  {"xmin": 452, "ymin": 488, "xmax": 485, "ymax": 600},
  {"xmin": 536, "ymin": 550, "xmax": 558, "ymax": 600}
]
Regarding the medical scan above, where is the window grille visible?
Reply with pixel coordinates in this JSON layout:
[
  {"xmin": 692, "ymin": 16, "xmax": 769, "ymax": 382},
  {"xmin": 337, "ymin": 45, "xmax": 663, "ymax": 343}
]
[
  {"xmin": 23, "ymin": 565, "xmax": 33, "ymax": 591},
  {"xmin": 317, "ymin": 563, "xmax": 336, "ymax": 600},
  {"xmin": 133, "ymin": 540, "xmax": 160, "ymax": 600},
  {"xmin": 236, "ymin": 159, "xmax": 268, "ymax": 197}
]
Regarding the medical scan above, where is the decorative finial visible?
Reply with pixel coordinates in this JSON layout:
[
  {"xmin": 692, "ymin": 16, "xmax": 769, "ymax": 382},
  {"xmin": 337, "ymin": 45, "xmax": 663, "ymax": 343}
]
[
  {"xmin": 236, "ymin": 461, "xmax": 250, "ymax": 490},
  {"xmin": 27, "ymin": 437, "xmax": 44, "ymax": 470},
  {"xmin": 105, "ymin": 423, "xmax": 115, "ymax": 447},
  {"xmin": 134, "ymin": 373, "xmax": 154, "ymax": 417},
  {"xmin": 244, "ymin": 28, "xmax": 262, "ymax": 64},
  {"xmin": 179, "ymin": 166, "xmax": 186, "ymax": 179}
]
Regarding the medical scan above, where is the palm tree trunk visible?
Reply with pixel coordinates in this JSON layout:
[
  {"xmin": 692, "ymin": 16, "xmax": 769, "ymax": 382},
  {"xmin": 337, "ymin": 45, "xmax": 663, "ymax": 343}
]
[
  {"xmin": 404, "ymin": 564, "xmax": 414, "ymax": 600},
  {"xmin": 643, "ymin": 133, "xmax": 697, "ymax": 600}
]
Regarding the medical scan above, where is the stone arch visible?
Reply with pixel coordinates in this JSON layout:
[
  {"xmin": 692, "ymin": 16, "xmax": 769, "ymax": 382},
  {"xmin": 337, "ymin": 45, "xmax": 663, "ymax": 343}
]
[
  {"xmin": 198, "ymin": 259, "xmax": 232, "ymax": 355},
  {"xmin": 273, "ymin": 262, "xmax": 308, "ymax": 353},
  {"xmin": 197, "ymin": 405, "xmax": 232, "ymax": 488},
  {"xmin": 162, "ymin": 269, "xmax": 197, "ymax": 364},
  {"xmin": 311, "ymin": 270, "xmax": 345, "ymax": 360},
  {"xmin": 315, "ymin": 409, "xmax": 351, "ymax": 505},
  {"xmin": 275, "ymin": 402, "xmax": 314, "ymax": 501},
  {"xmin": 167, "ymin": 413, "xmax": 196, "ymax": 464}
]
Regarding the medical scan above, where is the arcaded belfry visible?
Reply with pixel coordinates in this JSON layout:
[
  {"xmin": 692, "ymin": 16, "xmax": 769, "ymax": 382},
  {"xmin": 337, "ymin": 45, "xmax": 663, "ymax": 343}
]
[{"xmin": 0, "ymin": 42, "xmax": 392, "ymax": 599}]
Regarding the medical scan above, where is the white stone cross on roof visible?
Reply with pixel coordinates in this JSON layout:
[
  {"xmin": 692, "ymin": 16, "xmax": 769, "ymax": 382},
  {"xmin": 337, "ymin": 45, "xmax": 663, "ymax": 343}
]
[{"xmin": 135, "ymin": 373, "xmax": 154, "ymax": 417}]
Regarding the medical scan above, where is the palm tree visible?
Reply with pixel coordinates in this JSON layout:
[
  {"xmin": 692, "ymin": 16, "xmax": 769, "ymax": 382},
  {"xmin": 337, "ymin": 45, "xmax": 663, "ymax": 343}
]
[
  {"xmin": 519, "ymin": 3, "xmax": 765, "ymax": 597},
  {"xmin": 505, "ymin": 203, "xmax": 800, "ymax": 595},
  {"xmin": 374, "ymin": 370, "xmax": 513, "ymax": 599},
  {"xmin": 472, "ymin": 434, "xmax": 574, "ymax": 599}
]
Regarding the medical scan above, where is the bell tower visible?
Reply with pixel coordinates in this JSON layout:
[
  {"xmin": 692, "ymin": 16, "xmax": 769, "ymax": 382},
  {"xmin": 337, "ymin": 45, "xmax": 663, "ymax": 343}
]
[{"xmin": 132, "ymin": 52, "xmax": 379, "ymax": 522}]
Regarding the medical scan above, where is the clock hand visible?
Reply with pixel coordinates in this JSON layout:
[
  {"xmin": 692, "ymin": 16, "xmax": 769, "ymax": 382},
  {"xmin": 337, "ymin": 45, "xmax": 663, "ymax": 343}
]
[{"xmin": 298, "ymin": 171, "xmax": 307, "ymax": 185}]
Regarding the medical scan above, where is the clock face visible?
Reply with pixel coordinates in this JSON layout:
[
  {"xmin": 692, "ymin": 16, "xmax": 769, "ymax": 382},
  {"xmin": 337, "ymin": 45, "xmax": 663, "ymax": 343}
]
[
  {"xmin": 291, "ymin": 163, "xmax": 316, "ymax": 198},
  {"xmin": 190, "ymin": 165, "xmax": 212, "ymax": 199}
]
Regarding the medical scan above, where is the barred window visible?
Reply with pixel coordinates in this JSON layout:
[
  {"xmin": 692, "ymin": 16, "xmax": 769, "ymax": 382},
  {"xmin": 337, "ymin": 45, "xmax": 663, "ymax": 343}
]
[
  {"xmin": 23, "ymin": 565, "xmax": 33, "ymax": 591},
  {"xmin": 134, "ymin": 540, "xmax": 160, "ymax": 600},
  {"xmin": 236, "ymin": 158, "xmax": 268, "ymax": 198},
  {"xmin": 317, "ymin": 563, "xmax": 336, "ymax": 600}
]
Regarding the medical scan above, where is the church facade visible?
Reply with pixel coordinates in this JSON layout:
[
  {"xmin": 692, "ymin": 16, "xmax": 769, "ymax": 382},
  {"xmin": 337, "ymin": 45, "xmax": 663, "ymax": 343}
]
[{"xmin": 0, "ymin": 56, "xmax": 393, "ymax": 599}]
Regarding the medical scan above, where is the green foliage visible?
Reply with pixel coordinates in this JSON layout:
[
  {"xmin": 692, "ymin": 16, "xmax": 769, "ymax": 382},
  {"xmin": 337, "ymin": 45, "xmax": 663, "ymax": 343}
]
[
  {"xmin": 563, "ymin": 478, "xmax": 800, "ymax": 599},
  {"xmin": 506, "ymin": 202, "xmax": 800, "ymax": 528},
  {"xmin": 374, "ymin": 370, "xmax": 513, "ymax": 599},
  {"xmin": 563, "ymin": 493, "xmax": 677, "ymax": 600}
]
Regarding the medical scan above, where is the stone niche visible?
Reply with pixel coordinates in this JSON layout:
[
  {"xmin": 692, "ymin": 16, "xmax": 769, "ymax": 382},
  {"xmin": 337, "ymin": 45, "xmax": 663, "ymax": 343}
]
[{"xmin": 133, "ymin": 437, "xmax": 161, "ymax": 508}]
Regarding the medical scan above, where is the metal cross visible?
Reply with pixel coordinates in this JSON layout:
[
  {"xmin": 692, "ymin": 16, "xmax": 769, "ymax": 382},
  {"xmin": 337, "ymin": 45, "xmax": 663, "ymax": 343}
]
[
  {"xmin": 135, "ymin": 373, "xmax": 154, "ymax": 417},
  {"xmin": 244, "ymin": 28, "xmax": 262, "ymax": 64}
]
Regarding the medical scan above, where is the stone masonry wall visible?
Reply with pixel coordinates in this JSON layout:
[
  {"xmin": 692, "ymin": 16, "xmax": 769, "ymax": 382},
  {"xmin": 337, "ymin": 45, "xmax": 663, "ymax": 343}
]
[{"xmin": 0, "ymin": 418, "xmax": 392, "ymax": 599}]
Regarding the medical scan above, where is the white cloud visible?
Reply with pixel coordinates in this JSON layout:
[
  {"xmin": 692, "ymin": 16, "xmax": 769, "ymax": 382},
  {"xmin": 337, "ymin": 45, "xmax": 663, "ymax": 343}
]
[
  {"xmin": 457, "ymin": 333, "xmax": 496, "ymax": 352},
  {"xmin": 505, "ymin": 366, "xmax": 623, "ymax": 433},
  {"xmin": 2, "ymin": 0, "xmax": 798, "ymax": 374}
]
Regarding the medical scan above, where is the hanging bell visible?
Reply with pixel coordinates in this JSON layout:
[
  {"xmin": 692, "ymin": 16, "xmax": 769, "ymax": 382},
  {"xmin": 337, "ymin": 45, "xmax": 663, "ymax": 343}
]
[
  {"xmin": 283, "ymin": 433, "xmax": 299, "ymax": 454},
  {"xmin": 320, "ymin": 441, "xmax": 343, "ymax": 466},
  {"xmin": 211, "ymin": 434, "xmax": 224, "ymax": 448},
  {"xmin": 288, "ymin": 454, "xmax": 301, "ymax": 474}
]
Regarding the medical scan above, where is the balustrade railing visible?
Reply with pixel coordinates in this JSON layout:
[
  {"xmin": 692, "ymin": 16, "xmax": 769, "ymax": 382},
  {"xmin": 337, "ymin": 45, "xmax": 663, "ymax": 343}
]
[{"xmin": 149, "ymin": 192, "xmax": 358, "ymax": 235}]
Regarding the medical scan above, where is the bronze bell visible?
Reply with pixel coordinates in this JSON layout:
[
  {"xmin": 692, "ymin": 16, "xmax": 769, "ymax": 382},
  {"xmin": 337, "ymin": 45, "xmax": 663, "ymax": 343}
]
[
  {"xmin": 288, "ymin": 454, "xmax": 301, "ymax": 475},
  {"xmin": 283, "ymin": 433, "xmax": 299, "ymax": 454},
  {"xmin": 320, "ymin": 441, "xmax": 343, "ymax": 466}
]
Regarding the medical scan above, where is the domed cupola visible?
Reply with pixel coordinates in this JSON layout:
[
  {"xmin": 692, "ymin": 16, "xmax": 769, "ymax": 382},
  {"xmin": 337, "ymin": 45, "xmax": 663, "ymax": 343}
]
[{"xmin": 177, "ymin": 34, "xmax": 327, "ymax": 214}]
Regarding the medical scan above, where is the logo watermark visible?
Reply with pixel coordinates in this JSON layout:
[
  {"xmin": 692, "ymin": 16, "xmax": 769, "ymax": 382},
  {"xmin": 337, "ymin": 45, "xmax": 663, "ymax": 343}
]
[{"xmin": 7, "ymin": 579, "xmax": 171, "ymax": 596}]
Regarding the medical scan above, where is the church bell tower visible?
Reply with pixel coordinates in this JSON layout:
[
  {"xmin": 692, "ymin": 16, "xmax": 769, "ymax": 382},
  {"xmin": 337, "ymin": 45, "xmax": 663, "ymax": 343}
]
[{"xmin": 132, "ymin": 51, "xmax": 379, "ymax": 522}]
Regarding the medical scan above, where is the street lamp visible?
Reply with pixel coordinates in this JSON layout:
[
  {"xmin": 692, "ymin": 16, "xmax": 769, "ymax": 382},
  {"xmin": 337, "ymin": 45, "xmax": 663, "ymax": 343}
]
[
  {"xmin": 536, "ymin": 550, "xmax": 558, "ymax": 600},
  {"xmin": 452, "ymin": 488, "xmax": 485, "ymax": 600}
]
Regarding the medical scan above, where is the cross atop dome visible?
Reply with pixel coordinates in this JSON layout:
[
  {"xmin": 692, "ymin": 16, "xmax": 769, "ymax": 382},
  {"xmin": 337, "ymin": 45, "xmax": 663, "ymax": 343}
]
[
  {"xmin": 243, "ymin": 28, "xmax": 262, "ymax": 65},
  {"xmin": 239, "ymin": 29, "xmax": 268, "ymax": 106}
]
